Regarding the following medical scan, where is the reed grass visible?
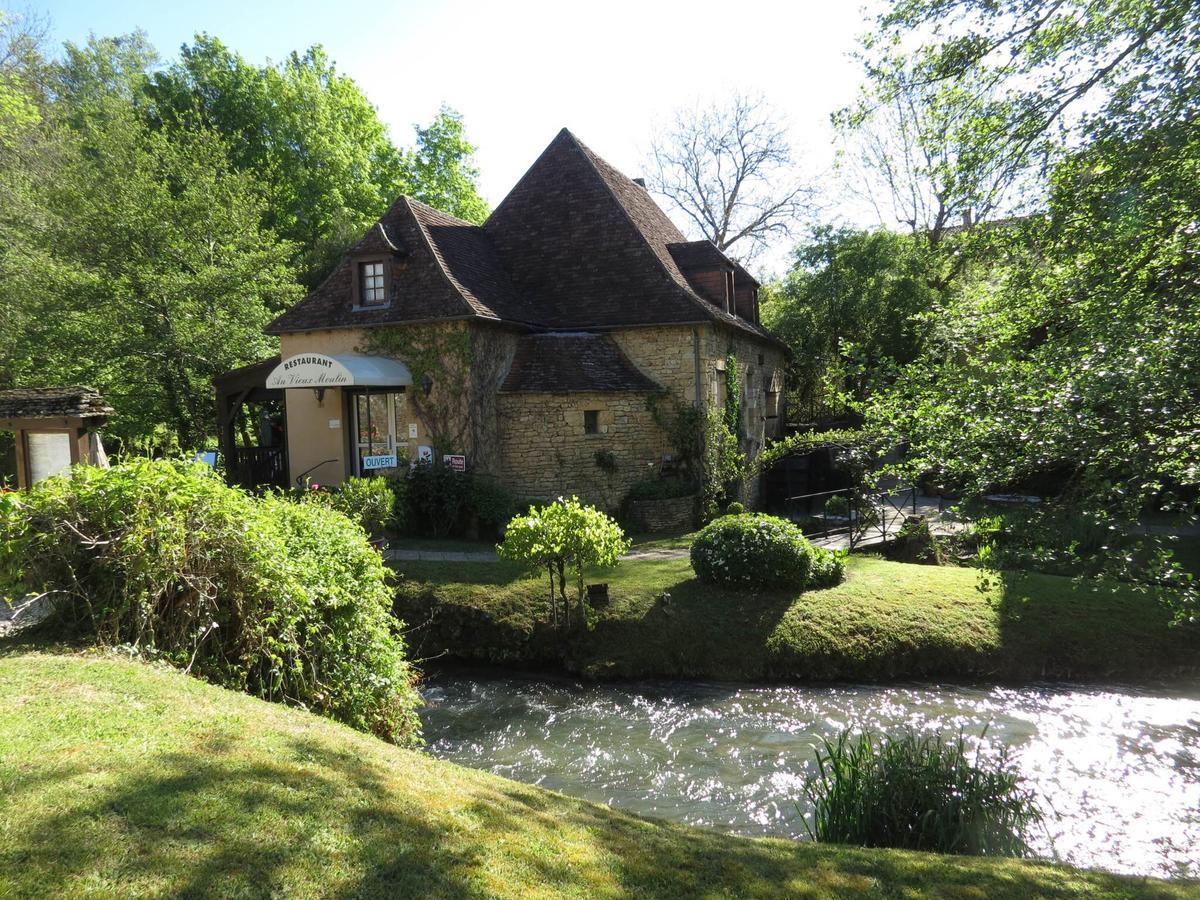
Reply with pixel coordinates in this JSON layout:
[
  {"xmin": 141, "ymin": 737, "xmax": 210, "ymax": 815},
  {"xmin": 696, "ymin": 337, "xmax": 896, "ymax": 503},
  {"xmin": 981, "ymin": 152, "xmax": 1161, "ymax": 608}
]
[{"xmin": 802, "ymin": 727, "xmax": 1044, "ymax": 857}]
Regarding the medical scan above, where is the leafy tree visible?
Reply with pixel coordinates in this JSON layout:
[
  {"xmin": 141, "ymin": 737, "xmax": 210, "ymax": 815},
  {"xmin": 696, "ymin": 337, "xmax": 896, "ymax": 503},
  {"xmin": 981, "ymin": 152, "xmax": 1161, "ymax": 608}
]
[
  {"xmin": 836, "ymin": 0, "xmax": 1200, "ymax": 617},
  {"xmin": 407, "ymin": 106, "xmax": 490, "ymax": 225},
  {"xmin": 148, "ymin": 37, "xmax": 488, "ymax": 285},
  {"xmin": 844, "ymin": 0, "xmax": 1199, "ymax": 245},
  {"xmin": 9, "ymin": 94, "xmax": 300, "ymax": 448},
  {"xmin": 762, "ymin": 228, "xmax": 939, "ymax": 420},
  {"xmin": 497, "ymin": 497, "xmax": 630, "ymax": 630}
]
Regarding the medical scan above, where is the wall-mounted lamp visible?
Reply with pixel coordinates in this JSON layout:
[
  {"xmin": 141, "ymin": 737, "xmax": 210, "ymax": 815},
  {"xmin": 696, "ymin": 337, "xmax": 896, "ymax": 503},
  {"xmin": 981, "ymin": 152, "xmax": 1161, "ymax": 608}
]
[
  {"xmin": 312, "ymin": 388, "xmax": 326, "ymax": 405},
  {"xmin": 421, "ymin": 374, "xmax": 434, "ymax": 397}
]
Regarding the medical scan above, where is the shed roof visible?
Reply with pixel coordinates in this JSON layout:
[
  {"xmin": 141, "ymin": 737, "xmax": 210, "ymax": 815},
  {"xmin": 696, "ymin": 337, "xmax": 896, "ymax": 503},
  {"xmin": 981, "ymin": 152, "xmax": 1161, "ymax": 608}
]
[{"xmin": 0, "ymin": 387, "xmax": 113, "ymax": 421}]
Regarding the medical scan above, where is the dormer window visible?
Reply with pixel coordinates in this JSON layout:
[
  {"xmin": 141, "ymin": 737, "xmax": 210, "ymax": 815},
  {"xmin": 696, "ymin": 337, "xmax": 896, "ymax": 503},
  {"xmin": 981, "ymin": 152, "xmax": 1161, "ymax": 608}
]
[{"xmin": 360, "ymin": 261, "xmax": 387, "ymax": 307}]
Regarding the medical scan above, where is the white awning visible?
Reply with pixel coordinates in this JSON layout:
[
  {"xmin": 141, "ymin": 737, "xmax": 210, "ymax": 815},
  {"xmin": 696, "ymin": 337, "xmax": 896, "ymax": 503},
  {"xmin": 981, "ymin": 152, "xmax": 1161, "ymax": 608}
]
[{"xmin": 266, "ymin": 353, "xmax": 413, "ymax": 389}]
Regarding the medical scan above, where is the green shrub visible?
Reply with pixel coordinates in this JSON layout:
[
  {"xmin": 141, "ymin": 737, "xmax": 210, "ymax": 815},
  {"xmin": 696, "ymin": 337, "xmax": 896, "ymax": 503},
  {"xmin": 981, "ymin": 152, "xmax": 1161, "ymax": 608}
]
[
  {"xmin": 0, "ymin": 459, "xmax": 421, "ymax": 745},
  {"xmin": 809, "ymin": 545, "xmax": 848, "ymax": 588},
  {"xmin": 305, "ymin": 476, "xmax": 395, "ymax": 534},
  {"xmin": 690, "ymin": 513, "xmax": 844, "ymax": 590},
  {"xmin": 470, "ymin": 477, "xmax": 516, "ymax": 531},
  {"xmin": 405, "ymin": 461, "xmax": 470, "ymax": 537},
  {"xmin": 802, "ymin": 728, "xmax": 1043, "ymax": 857},
  {"xmin": 385, "ymin": 472, "xmax": 408, "ymax": 533},
  {"xmin": 626, "ymin": 477, "xmax": 697, "ymax": 502},
  {"xmin": 886, "ymin": 515, "xmax": 945, "ymax": 565},
  {"xmin": 823, "ymin": 495, "xmax": 850, "ymax": 518},
  {"xmin": 725, "ymin": 501, "xmax": 746, "ymax": 515}
]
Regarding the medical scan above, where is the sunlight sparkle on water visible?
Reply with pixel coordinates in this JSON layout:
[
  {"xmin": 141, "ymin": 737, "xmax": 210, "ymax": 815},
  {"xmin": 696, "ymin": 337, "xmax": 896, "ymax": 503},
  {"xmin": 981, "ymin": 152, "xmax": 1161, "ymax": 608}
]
[{"xmin": 421, "ymin": 672, "xmax": 1200, "ymax": 879}]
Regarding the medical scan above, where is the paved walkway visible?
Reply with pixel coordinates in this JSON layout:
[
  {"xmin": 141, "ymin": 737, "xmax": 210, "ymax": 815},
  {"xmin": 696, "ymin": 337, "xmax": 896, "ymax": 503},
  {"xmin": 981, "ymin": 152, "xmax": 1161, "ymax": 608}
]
[{"xmin": 384, "ymin": 546, "xmax": 693, "ymax": 563}]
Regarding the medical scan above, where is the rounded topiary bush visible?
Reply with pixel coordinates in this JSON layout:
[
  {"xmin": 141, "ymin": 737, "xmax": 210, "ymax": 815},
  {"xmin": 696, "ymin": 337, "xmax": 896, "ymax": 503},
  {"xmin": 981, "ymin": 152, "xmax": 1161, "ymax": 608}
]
[
  {"xmin": 691, "ymin": 513, "xmax": 844, "ymax": 590},
  {"xmin": 0, "ymin": 459, "xmax": 421, "ymax": 745}
]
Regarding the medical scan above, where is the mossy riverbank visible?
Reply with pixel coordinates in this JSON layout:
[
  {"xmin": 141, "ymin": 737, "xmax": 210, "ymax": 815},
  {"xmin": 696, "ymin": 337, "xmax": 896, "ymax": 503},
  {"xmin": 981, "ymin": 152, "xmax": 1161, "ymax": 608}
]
[{"xmin": 393, "ymin": 555, "xmax": 1199, "ymax": 683}]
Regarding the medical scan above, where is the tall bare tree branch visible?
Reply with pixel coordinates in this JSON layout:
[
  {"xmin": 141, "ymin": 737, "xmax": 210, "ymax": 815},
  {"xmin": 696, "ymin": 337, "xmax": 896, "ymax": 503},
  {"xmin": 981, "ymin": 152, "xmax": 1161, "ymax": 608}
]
[{"xmin": 647, "ymin": 92, "xmax": 813, "ymax": 264}]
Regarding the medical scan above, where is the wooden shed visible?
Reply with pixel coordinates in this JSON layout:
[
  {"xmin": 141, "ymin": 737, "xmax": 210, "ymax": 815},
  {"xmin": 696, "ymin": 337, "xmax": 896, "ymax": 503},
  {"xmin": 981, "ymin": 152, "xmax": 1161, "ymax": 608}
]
[{"xmin": 0, "ymin": 386, "xmax": 113, "ymax": 489}]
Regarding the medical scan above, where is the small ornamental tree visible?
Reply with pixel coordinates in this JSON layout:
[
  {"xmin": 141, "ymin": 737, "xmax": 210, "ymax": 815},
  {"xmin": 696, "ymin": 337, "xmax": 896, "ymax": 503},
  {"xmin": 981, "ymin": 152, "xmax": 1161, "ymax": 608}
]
[{"xmin": 497, "ymin": 496, "xmax": 631, "ymax": 630}]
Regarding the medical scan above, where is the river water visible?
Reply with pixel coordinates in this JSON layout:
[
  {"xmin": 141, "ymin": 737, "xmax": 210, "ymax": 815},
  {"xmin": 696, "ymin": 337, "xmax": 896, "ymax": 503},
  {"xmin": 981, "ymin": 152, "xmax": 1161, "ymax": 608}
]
[{"xmin": 420, "ymin": 669, "xmax": 1200, "ymax": 879}]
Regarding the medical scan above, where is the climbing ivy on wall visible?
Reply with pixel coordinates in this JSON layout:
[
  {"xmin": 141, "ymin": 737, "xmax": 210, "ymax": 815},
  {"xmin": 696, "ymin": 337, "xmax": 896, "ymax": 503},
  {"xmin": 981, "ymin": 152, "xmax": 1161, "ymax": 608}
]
[
  {"xmin": 724, "ymin": 353, "xmax": 742, "ymax": 438},
  {"xmin": 360, "ymin": 324, "xmax": 510, "ymax": 469}
]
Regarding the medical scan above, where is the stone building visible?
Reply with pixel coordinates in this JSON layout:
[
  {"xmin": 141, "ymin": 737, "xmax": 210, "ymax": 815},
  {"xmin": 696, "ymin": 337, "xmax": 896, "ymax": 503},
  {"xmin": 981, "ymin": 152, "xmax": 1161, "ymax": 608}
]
[{"xmin": 239, "ymin": 128, "xmax": 788, "ymax": 506}]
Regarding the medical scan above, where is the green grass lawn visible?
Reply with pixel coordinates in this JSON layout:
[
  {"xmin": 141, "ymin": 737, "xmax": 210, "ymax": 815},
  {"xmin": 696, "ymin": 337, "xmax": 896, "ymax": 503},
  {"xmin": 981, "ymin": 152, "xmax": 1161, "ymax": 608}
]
[
  {"xmin": 0, "ymin": 651, "xmax": 1190, "ymax": 898},
  {"xmin": 393, "ymin": 555, "xmax": 1199, "ymax": 682}
]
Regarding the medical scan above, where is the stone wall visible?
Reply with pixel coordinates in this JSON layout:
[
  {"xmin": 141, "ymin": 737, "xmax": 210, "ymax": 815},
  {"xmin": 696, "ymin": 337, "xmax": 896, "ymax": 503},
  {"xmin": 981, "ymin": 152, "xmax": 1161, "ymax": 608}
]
[
  {"xmin": 611, "ymin": 325, "xmax": 700, "ymax": 405},
  {"xmin": 496, "ymin": 390, "xmax": 668, "ymax": 511},
  {"xmin": 625, "ymin": 495, "xmax": 697, "ymax": 533}
]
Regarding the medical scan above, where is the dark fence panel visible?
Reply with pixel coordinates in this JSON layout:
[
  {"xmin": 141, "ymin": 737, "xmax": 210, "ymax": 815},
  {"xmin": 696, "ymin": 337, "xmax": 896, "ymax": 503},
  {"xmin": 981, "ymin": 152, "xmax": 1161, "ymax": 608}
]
[{"xmin": 227, "ymin": 446, "xmax": 288, "ymax": 491}]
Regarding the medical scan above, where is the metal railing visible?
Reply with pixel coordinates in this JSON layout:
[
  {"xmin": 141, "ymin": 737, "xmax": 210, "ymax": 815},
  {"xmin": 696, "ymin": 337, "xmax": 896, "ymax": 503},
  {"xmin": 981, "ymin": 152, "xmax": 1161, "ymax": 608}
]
[{"xmin": 783, "ymin": 485, "xmax": 923, "ymax": 549}]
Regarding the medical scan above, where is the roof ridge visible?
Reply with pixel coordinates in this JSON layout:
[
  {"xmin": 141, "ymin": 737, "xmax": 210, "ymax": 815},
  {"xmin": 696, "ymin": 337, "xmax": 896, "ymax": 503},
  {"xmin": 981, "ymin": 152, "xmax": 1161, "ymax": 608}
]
[
  {"xmin": 565, "ymin": 132, "xmax": 726, "ymax": 327},
  {"xmin": 402, "ymin": 196, "xmax": 496, "ymax": 321},
  {"xmin": 485, "ymin": 128, "xmax": 576, "ymax": 228},
  {"xmin": 406, "ymin": 195, "xmax": 485, "ymax": 230}
]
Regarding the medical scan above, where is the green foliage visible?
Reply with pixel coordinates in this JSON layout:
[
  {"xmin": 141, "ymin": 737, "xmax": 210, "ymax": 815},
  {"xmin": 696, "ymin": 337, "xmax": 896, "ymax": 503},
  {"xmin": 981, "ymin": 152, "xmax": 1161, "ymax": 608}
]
[
  {"xmin": 700, "ymin": 406, "xmax": 746, "ymax": 518},
  {"xmin": 361, "ymin": 325, "xmax": 476, "ymax": 458},
  {"xmin": 384, "ymin": 472, "xmax": 409, "ymax": 533},
  {"xmin": 406, "ymin": 106, "xmax": 490, "ymax": 226},
  {"xmin": 147, "ymin": 38, "xmax": 488, "ymax": 285},
  {"xmin": 405, "ymin": 461, "xmax": 471, "ymax": 538},
  {"xmin": 626, "ymin": 477, "xmax": 697, "ymax": 502},
  {"xmin": 304, "ymin": 476, "xmax": 396, "ymax": 534},
  {"xmin": 762, "ymin": 228, "xmax": 940, "ymax": 420},
  {"xmin": 497, "ymin": 497, "xmax": 631, "ymax": 630},
  {"xmin": 853, "ymin": 0, "xmax": 1198, "ymax": 240},
  {"xmin": 0, "ymin": 459, "xmax": 420, "ymax": 744},
  {"xmin": 469, "ymin": 476, "xmax": 517, "ymax": 532},
  {"xmin": 645, "ymin": 393, "xmax": 703, "ymax": 480},
  {"xmin": 2, "ymin": 70, "xmax": 298, "ymax": 448},
  {"xmin": 823, "ymin": 495, "xmax": 850, "ymax": 518},
  {"xmin": 724, "ymin": 501, "xmax": 745, "ymax": 515},
  {"xmin": 690, "ymin": 513, "xmax": 844, "ymax": 591},
  {"xmin": 802, "ymin": 728, "xmax": 1042, "ymax": 857},
  {"xmin": 723, "ymin": 353, "xmax": 741, "ymax": 436},
  {"xmin": 886, "ymin": 516, "xmax": 945, "ymax": 566},
  {"xmin": 754, "ymin": 428, "xmax": 881, "ymax": 478}
]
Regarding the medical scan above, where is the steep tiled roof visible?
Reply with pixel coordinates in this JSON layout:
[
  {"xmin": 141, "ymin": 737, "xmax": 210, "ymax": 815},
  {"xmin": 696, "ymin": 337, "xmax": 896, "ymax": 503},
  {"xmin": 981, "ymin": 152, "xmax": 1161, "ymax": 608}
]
[
  {"xmin": 499, "ymin": 334, "xmax": 662, "ymax": 393},
  {"xmin": 268, "ymin": 128, "xmax": 783, "ymax": 349},
  {"xmin": 0, "ymin": 386, "xmax": 113, "ymax": 420}
]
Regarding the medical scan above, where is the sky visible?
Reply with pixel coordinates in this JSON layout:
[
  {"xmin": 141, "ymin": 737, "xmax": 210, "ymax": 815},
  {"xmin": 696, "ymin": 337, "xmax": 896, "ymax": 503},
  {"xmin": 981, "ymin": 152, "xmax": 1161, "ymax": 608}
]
[{"xmin": 38, "ymin": 0, "xmax": 877, "ymax": 270}]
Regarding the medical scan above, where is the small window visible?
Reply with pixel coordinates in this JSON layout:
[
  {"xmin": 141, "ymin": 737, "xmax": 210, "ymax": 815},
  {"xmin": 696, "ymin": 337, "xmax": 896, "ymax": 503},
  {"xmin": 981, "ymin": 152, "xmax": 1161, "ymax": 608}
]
[
  {"xmin": 583, "ymin": 410, "xmax": 600, "ymax": 435},
  {"xmin": 360, "ymin": 261, "xmax": 387, "ymax": 306}
]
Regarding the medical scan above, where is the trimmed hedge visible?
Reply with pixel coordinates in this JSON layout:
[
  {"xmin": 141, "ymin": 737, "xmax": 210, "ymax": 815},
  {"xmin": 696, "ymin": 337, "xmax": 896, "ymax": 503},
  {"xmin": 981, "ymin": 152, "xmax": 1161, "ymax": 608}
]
[
  {"xmin": 0, "ymin": 459, "xmax": 421, "ymax": 745},
  {"xmin": 690, "ymin": 513, "xmax": 846, "ymax": 590}
]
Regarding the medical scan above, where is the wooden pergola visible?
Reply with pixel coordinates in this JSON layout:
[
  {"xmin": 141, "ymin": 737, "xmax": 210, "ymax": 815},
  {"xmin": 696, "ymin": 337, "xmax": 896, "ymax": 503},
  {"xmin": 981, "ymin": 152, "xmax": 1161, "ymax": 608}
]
[
  {"xmin": 213, "ymin": 356, "xmax": 289, "ymax": 490},
  {"xmin": 0, "ymin": 386, "xmax": 113, "ymax": 489}
]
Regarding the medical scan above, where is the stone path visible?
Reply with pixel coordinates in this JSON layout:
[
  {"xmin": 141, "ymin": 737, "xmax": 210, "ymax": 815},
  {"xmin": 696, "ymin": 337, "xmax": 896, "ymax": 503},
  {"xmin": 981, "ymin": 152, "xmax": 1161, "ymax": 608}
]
[{"xmin": 384, "ymin": 546, "xmax": 692, "ymax": 563}]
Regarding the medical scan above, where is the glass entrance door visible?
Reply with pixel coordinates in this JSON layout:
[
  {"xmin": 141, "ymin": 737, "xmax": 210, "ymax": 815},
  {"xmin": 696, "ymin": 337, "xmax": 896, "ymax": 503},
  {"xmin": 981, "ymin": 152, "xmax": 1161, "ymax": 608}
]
[{"xmin": 352, "ymin": 390, "xmax": 407, "ymax": 476}]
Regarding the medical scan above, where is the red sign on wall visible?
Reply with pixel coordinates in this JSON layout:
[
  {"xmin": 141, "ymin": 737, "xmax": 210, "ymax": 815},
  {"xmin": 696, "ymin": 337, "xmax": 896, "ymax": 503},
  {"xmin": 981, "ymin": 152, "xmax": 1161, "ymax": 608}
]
[{"xmin": 443, "ymin": 454, "xmax": 467, "ymax": 472}]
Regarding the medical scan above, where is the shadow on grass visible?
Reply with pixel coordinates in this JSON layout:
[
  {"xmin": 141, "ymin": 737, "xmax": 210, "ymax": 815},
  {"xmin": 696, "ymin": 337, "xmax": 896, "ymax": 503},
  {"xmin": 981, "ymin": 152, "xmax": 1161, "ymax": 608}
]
[
  {"xmin": 6, "ymin": 725, "xmax": 1168, "ymax": 899},
  {"xmin": 573, "ymin": 576, "xmax": 801, "ymax": 680},
  {"xmin": 992, "ymin": 568, "xmax": 1200, "ymax": 681}
]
